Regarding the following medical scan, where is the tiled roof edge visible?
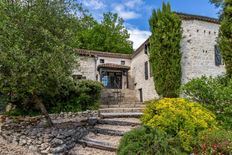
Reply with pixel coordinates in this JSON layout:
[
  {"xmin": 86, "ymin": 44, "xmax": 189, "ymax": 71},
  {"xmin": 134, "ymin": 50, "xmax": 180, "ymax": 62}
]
[
  {"xmin": 75, "ymin": 49, "xmax": 132, "ymax": 59},
  {"xmin": 175, "ymin": 12, "xmax": 219, "ymax": 24}
]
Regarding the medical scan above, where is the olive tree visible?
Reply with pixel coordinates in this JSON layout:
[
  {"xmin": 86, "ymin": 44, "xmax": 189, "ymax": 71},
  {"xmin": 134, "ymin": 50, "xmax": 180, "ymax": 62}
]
[{"xmin": 0, "ymin": 0, "xmax": 82, "ymax": 126}]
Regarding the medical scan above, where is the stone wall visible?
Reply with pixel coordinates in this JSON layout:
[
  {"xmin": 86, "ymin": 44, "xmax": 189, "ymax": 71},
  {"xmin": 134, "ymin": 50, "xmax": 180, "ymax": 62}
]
[
  {"xmin": 181, "ymin": 20, "xmax": 226, "ymax": 84},
  {"xmin": 0, "ymin": 111, "xmax": 98, "ymax": 154},
  {"xmin": 73, "ymin": 56, "xmax": 96, "ymax": 80},
  {"xmin": 131, "ymin": 49, "xmax": 159, "ymax": 102}
]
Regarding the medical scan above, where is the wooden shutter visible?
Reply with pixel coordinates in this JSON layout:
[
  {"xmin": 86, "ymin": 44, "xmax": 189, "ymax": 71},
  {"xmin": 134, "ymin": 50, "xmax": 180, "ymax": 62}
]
[
  {"xmin": 145, "ymin": 61, "xmax": 148, "ymax": 80},
  {"xmin": 215, "ymin": 45, "xmax": 222, "ymax": 66}
]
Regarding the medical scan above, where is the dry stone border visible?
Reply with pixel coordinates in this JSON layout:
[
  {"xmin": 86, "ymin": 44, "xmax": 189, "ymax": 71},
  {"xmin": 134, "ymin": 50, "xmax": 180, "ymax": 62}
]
[{"xmin": 0, "ymin": 111, "xmax": 98, "ymax": 155}]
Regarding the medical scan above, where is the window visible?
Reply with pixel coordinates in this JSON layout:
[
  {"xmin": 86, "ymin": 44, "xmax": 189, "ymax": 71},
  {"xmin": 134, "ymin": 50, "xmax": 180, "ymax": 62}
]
[
  {"xmin": 215, "ymin": 45, "xmax": 222, "ymax": 66},
  {"xmin": 144, "ymin": 44, "xmax": 148, "ymax": 54},
  {"xmin": 100, "ymin": 59, "xmax": 104, "ymax": 63},
  {"xmin": 145, "ymin": 43, "xmax": 150, "ymax": 54},
  {"xmin": 121, "ymin": 60, "xmax": 125, "ymax": 65},
  {"xmin": 72, "ymin": 75, "xmax": 82, "ymax": 80},
  {"xmin": 139, "ymin": 88, "xmax": 143, "ymax": 102},
  {"xmin": 145, "ymin": 61, "xmax": 148, "ymax": 80}
]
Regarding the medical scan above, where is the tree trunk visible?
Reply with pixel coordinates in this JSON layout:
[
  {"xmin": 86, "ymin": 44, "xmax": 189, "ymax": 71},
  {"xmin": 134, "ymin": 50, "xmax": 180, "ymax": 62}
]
[{"xmin": 32, "ymin": 95, "xmax": 53, "ymax": 127}]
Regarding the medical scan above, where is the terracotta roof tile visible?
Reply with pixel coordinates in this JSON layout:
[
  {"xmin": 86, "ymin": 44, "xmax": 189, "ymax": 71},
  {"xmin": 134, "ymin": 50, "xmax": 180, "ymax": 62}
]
[
  {"xmin": 76, "ymin": 49, "xmax": 131, "ymax": 59},
  {"xmin": 175, "ymin": 12, "xmax": 219, "ymax": 24}
]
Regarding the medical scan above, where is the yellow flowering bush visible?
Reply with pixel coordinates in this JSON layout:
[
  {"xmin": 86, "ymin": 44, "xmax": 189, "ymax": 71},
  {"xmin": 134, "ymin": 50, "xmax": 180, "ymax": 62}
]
[{"xmin": 141, "ymin": 98, "xmax": 218, "ymax": 152}]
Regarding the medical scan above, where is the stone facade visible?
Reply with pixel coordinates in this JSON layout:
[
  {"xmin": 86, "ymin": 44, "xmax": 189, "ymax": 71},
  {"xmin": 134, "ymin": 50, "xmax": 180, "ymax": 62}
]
[
  {"xmin": 73, "ymin": 56, "xmax": 96, "ymax": 80},
  {"xmin": 181, "ymin": 20, "xmax": 226, "ymax": 84},
  {"xmin": 74, "ymin": 13, "xmax": 226, "ymax": 102}
]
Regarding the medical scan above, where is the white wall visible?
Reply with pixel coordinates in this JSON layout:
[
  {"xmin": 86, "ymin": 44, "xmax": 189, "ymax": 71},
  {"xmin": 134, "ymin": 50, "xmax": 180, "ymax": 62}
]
[
  {"xmin": 96, "ymin": 56, "xmax": 131, "ymax": 66},
  {"xmin": 131, "ymin": 49, "xmax": 159, "ymax": 101}
]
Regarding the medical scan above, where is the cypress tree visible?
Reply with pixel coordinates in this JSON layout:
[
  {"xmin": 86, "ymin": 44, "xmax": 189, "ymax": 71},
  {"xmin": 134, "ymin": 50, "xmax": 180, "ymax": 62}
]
[
  {"xmin": 149, "ymin": 3, "xmax": 182, "ymax": 97},
  {"xmin": 219, "ymin": 0, "xmax": 232, "ymax": 78}
]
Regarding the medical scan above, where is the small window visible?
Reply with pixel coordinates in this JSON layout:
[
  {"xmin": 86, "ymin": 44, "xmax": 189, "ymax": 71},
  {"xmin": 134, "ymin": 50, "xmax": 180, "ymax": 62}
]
[
  {"xmin": 145, "ymin": 44, "xmax": 148, "ymax": 54},
  {"xmin": 100, "ymin": 59, "xmax": 104, "ymax": 63},
  {"xmin": 145, "ymin": 44, "xmax": 150, "ymax": 54},
  {"xmin": 215, "ymin": 45, "xmax": 222, "ymax": 66},
  {"xmin": 121, "ymin": 60, "xmax": 125, "ymax": 65},
  {"xmin": 145, "ymin": 61, "xmax": 148, "ymax": 80},
  {"xmin": 72, "ymin": 75, "xmax": 82, "ymax": 80}
]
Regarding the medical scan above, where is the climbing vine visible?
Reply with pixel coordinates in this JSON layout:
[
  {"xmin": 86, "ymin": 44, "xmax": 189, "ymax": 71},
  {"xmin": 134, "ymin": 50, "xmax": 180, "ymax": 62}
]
[{"xmin": 149, "ymin": 2, "xmax": 182, "ymax": 97}]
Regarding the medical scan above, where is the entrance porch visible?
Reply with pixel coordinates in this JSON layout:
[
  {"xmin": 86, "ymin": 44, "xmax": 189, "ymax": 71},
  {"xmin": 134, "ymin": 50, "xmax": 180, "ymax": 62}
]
[{"xmin": 98, "ymin": 63, "xmax": 130, "ymax": 89}]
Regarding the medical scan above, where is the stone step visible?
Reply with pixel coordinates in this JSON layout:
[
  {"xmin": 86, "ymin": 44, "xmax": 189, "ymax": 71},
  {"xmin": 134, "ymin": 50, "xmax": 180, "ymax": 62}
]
[
  {"xmin": 94, "ymin": 124, "xmax": 138, "ymax": 133},
  {"xmin": 99, "ymin": 108, "xmax": 144, "ymax": 113},
  {"xmin": 70, "ymin": 145, "xmax": 116, "ymax": 155},
  {"xmin": 100, "ymin": 112, "xmax": 143, "ymax": 118},
  {"xmin": 104, "ymin": 118, "xmax": 141, "ymax": 124},
  {"xmin": 107, "ymin": 101, "xmax": 143, "ymax": 105},
  {"xmin": 79, "ymin": 138, "xmax": 117, "ymax": 152},
  {"xmin": 91, "ymin": 127, "xmax": 125, "ymax": 136},
  {"xmin": 86, "ymin": 132, "xmax": 121, "ymax": 147},
  {"xmin": 98, "ymin": 118, "xmax": 141, "ymax": 126},
  {"xmin": 100, "ymin": 104, "xmax": 145, "ymax": 108}
]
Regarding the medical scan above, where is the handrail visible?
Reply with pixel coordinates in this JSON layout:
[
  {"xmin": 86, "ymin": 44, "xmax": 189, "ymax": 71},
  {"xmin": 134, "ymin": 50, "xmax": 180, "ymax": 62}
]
[{"xmin": 113, "ymin": 80, "xmax": 122, "ymax": 104}]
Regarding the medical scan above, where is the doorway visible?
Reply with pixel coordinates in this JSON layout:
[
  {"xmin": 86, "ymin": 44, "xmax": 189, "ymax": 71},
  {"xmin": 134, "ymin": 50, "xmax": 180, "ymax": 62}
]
[
  {"xmin": 101, "ymin": 71, "xmax": 122, "ymax": 89},
  {"xmin": 138, "ymin": 88, "xmax": 143, "ymax": 102}
]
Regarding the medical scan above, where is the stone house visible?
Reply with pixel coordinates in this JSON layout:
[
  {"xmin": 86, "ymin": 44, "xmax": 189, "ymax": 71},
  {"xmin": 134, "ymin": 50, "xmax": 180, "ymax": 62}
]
[{"xmin": 73, "ymin": 13, "xmax": 226, "ymax": 102}]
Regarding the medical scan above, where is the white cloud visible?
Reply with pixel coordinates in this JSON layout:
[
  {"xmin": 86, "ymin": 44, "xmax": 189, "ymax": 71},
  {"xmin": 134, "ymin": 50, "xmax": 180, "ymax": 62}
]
[
  {"xmin": 125, "ymin": 0, "xmax": 143, "ymax": 8},
  {"xmin": 83, "ymin": 0, "xmax": 106, "ymax": 10},
  {"xmin": 114, "ymin": 4, "xmax": 140, "ymax": 20},
  {"xmin": 128, "ymin": 28, "xmax": 151, "ymax": 50}
]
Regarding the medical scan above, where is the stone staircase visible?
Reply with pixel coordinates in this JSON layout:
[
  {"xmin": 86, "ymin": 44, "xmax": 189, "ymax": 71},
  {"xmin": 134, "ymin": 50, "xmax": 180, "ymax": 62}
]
[
  {"xmin": 69, "ymin": 89, "xmax": 145, "ymax": 155},
  {"xmin": 100, "ymin": 89, "xmax": 140, "ymax": 105}
]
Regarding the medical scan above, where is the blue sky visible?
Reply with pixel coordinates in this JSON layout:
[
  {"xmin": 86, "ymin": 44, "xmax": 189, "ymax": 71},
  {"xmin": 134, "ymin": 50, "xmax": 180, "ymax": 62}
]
[{"xmin": 77, "ymin": 0, "xmax": 220, "ymax": 49}]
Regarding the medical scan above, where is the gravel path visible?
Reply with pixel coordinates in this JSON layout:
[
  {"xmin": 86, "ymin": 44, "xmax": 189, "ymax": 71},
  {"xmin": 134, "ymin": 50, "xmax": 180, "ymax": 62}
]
[{"xmin": 0, "ymin": 136, "xmax": 38, "ymax": 155}]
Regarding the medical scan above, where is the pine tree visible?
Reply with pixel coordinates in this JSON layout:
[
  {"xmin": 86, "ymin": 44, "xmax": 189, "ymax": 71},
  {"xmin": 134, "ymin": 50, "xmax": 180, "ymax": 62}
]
[
  {"xmin": 149, "ymin": 3, "xmax": 182, "ymax": 97},
  {"xmin": 219, "ymin": 0, "xmax": 232, "ymax": 78}
]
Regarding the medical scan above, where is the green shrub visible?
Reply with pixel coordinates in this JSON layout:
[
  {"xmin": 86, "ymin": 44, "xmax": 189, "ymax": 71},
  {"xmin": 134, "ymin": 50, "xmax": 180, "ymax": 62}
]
[
  {"xmin": 180, "ymin": 76, "xmax": 232, "ymax": 105},
  {"xmin": 193, "ymin": 129, "xmax": 232, "ymax": 154},
  {"xmin": 49, "ymin": 80, "xmax": 103, "ymax": 113},
  {"xmin": 141, "ymin": 98, "xmax": 218, "ymax": 152},
  {"xmin": 0, "ymin": 93, "xmax": 7, "ymax": 113},
  {"xmin": 117, "ymin": 126, "xmax": 186, "ymax": 155},
  {"xmin": 181, "ymin": 76, "xmax": 232, "ymax": 129}
]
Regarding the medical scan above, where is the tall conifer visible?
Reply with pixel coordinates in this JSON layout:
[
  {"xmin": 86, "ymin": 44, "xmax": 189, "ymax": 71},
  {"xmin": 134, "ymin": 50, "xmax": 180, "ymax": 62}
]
[{"xmin": 149, "ymin": 3, "xmax": 182, "ymax": 97}]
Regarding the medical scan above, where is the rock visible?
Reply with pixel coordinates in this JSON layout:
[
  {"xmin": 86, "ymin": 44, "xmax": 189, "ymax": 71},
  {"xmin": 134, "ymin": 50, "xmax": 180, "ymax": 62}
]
[
  {"xmin": 29, "ymin": 145, "xmax": 38, "ymax": 152},
  {"xmin": 19, "ymin": 139, "xmax": 27, "ymax": 146},
  {"xmin": 51, "ymin": 138, "xmax": 64, "ymax": 146},
  {"xmin": 40, "ymin": 143, "xmax": 49, "ymax": 150},
  {"xmin": 87, "ymin": 118, "xmax": 98, "ymax": 126},
  {"xmin": 0, "ymin": 111, "xmax": 96, "ymax": 154},
  {"xmin": 50, "ymin": 144, "xmax": 67, "ymax": 153},
  {"xmin": 40, "ymin": 146, "xmax": 50, "ymax": 154},
  {"xmin": 56, "ymin": 133, "xmax": 65, "ymax": 139}
]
